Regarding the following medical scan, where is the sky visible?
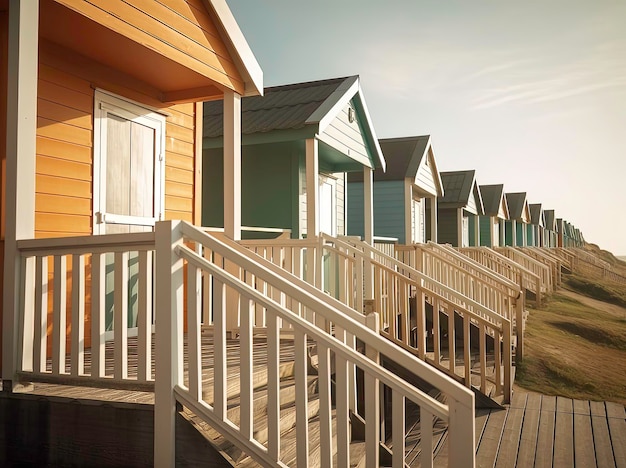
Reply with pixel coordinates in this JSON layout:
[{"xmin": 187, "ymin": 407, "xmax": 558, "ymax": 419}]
[{"xmin": 226, "ymin": 0, "xmax": 626, "ymax": 255}]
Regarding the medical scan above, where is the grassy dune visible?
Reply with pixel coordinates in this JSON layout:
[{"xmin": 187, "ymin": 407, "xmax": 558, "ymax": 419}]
[{"xmin": 515, "ymin": 274, "xmax": 626, "ymax": 405}]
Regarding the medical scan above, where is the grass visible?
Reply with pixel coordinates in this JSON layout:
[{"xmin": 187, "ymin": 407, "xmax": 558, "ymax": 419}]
[
  {"xmin": 515, "ymin": 288, "xmax": 626, "ymax": 405},
  {"xmin": 565, "ymin": 274, "xmax": 626, "ymax": 309}
]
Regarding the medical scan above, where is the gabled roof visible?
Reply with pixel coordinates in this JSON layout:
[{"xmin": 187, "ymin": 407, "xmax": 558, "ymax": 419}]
[
  {"xmin": 529, "ymin": 203, "xmax": 544, "ymax": 227},
  {"xmin": 208, "ymin": 0, "xmax": 264, "ymax": 96},
  {"xmin": 505, "ymin": 192, "xmax": 531, "ymax": 223},
  {"xmin": 438, "ymin": 170, "xmax": 484, "ymax": 214},
  {"xmin": 480, "ymin": 184, "xmax": 509, "ymax": 219},
  {"xmin": 203, "ymin": 75, "xmax": 384, "ymax": 169},
  {"xmin": 347, "ymin": 135, "xmax": 443, "ymax": 196},
  {"xmin": 544, "ymin": 209, "xmax": 557, "ymax": 231}
]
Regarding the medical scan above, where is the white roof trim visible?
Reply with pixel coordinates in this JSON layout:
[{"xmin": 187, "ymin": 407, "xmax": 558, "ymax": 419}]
[
  {"xmin": 413, "ymin": 138, "xmax": 444, "ymax": 197},
  {"xmin": 205, "ymin": 0, "xmax": 263, "ymax": 96}
]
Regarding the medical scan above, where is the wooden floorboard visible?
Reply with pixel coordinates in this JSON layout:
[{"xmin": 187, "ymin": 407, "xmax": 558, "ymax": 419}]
[
  {"xmin": 516, "ymin": 393, "xmax": 540, "ymax": 467},
  {"xmin": 553, "ymin": 397, "xmax": 574, "ymax": 467},
  {"xmin": 590, "ymin": 401, "xmax": 616, "ymax": 468}
]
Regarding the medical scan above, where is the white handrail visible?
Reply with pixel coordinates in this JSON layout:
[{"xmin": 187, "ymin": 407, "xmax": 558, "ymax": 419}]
[{"xmin": 155, "ymin": 220, "xmax": 476, "ymax": 468}]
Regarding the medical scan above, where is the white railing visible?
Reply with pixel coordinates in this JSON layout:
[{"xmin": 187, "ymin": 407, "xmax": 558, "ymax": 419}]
[
  {"xmin": 458, "ymin": 246, "xmax": 544, "ymax": 307},
  {"xmin": 16, "ymin": 232, "xmax": 156, "ymax": 388},
  {"xmin": 494, "ymin": 247, "xmax": 554, "ymax": 292},
  {"xmin": 330, "ymin": 236, "xmax": 513, "ymax": 401},
  {"xmin": 154, "ymin": 221, "xmax": 476, "ymax": 467},
  {"xmin": 517, "ymin": 247, "xmax": 562, "ymax": 287},
  {"xmin": 396, "ymin": 242, "xmax": 522, "ymax": 322},
  {"xmin": 243, "ymin": 235, "xmax": 513, "ymax": 402}
]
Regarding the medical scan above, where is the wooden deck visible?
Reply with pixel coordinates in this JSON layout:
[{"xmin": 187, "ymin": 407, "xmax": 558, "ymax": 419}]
[{"xmin": 8, "ymin": 336, "xmax": 626, "ymax": 467}]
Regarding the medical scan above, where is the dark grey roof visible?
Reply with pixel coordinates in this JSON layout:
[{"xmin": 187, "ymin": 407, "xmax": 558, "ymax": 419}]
[
  {"xmin": 544, "ymin": 209, "xmax": 556, "ymax": 230},
  {"xmin": 529, "ymin": 203, "xmax": 543, "ymax": 225},
  {"xmin": 439, "ymin": 170, "xmax": 476, "ymax": 208},
  {"xmin": 479, "ymin": 184, "xmax": 505, "ymax": 217},
  {"xmin": 505, "ymin": 192, "xmax": 527, "ymax": 220},
  {"xmin": 204, "ymin": 76, "xmax": 352, "ymax": 137},
  {"xmin": 348, "ymin": 135, "xmax": 430, "ymax": 182}
]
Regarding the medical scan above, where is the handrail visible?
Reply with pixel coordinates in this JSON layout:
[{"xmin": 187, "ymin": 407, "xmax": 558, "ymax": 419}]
[
  {"xmin": 154, "ymin": 221, "xmax": 476, "ymax": 467},
  {"xmin": 332, "ymin": 235, "xmax": 509, "ymax": 326}
]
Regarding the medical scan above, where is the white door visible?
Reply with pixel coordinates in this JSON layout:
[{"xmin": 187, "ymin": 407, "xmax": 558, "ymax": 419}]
[
  {"xmin": 462, "ymin": 216, "xmax": 469, "ymax": 247},
  {"xmin": 412, "ymin": 199, "xmax": 425, "ymax": 244},
  {"xmin": 93, "ymin": 91, "xmax": 165, "ymax": 333},
  {"xmin": 319, "ymin": 177, "xmax": 336, "ymax": 236}
]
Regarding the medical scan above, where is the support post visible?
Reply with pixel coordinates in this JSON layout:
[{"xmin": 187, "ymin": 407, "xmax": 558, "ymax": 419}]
[
  {"xmin": 223, "ymin": 90, "xmax": 241, "ymax": 241},
  {"xmin": 154, "ymin": 221, "xmax": 184, "ymax": 467},
  {"xmin": 2, "ymin": 0, "xmax": 38, "ymax": 389},
  {"xmin": 363, "ymin": 166, "xmax": 374, "ymax": 300},
  {"xmin": 430, "ymin": 197, "xmax": 438, "ymax": 243},
  {"xmin": 447, "ymin": 392, "xmax": 476, "ymax": 468},
  {"xmin": 305, "ymin": 138, "xmax": 319, "ymax": 239},
  {"xmin": 457, "ymin": 208, "xmax": 463, "ymax": 247},
  {"xmin": 364, "ymin": 312, "xmax": 380, "ymax": 468}
]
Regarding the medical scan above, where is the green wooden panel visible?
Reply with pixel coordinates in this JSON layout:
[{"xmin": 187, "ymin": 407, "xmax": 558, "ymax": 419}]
[
  {"xmin": 437, "ymin": 209, "xmax": 458, "ymax": 246},
  {"xmin": 505, "ymin": 220, "xmax": 514, "ymax": 246},
  {"xmin": 516, "ymin": 222, "xmax": 524, "ymax": 246},
  {"xmin": 469, "ymin": 215, "xmax": 478, "ymax": 246},
  {"xmin": 479, "ymin": 216, "xmax": 492, "ymax": 246},
  {"xmin": 346, "ymin": 182, "xmax": 365, "ymax": 237}
]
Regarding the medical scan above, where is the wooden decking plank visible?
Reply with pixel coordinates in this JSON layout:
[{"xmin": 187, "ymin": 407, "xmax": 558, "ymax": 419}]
[
  {"xmin": 534, "ymin": 395, "xmax": 556, "ymax": 468},
  {"xmin": 553, "ymin": 398, "xmax": 574, "ymax": 467},
  {"xmin": 516, "ymin": 401, "xmax": 540, "ymax": 467},
  {"xmin": 476, "ymin": 408, "xmax": 508, "ymax": 468},
  {"xmin": 590, "ymin": 405, "xmax": 616, "ymax": 468},
  {"xmin": 607, "ymin": 404, "xmax": 626, "ymax": 468},
  {"xmin": 494, "ymin": 398, "xmax": 525, "ymax": 468},
  {"xmin": 573, "ymin": 399, "xmax": 590, "ymax": 415},
  {"xmin": 574, "ymin": 411, "xmax": 597, "ymax": 467},
  {"xmin": 474, "ymin": 408, "xmax": 491, "ymax": 449}
]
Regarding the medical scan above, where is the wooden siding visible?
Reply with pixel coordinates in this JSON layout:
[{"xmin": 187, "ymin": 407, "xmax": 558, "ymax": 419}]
[
  {"xmin": 437, "ymin": 208, "xmax": 458, "ymax": 246},
  {"xmin": 35, "ymin": 41, "xmax": 197, "ymax": 239},
  {"xmin": 372, "ymin": 181, "xmax": 405, "ymax": 244},
  {"xmin": 53, "ymin": 0, "xmax": 244, "ymax": 94},
  {"xmin": 497, "ymin": 195, "xmax": 508, "ymax": 219},
  {"xmin": 317, "ymin": 101, "xmax": 370, "ymax": 168},
  {"xmin": 414, "ymin": 153, "xmax": 438, "ymax": 197},
  {"xmin": 336, "ymin": 173, "xmax": 345, "ymax": 236}
]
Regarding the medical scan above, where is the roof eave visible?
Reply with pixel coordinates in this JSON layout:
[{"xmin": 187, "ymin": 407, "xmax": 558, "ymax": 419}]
[{"xmin": 205, "ymin": 0, "xmax": 264, "ymax": 96}]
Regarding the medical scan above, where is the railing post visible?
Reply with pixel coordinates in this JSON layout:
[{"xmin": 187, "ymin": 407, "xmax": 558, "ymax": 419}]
[
  {"xmin": 447, "ymin": 391, "xmax": 476, "ymax": 468},
  {"xmin": 365, "ymin": 312, "xmax": 380, "ymax": 468},
  {"xmin": 154, "ymin": 220, "xmax": 184, "ymax": 467},
  {"xmin": 515, "ymin": 294, "xmax": 524, "ymax": 365}
]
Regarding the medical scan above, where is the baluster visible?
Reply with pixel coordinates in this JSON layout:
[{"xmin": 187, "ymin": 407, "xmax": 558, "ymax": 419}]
[
  {"xmin": 335, "ymin": 348, "xmax": 350, "ymax": 467},
  {"xmin": 91, "ymin": 253, "xmax": 106, "ymax": 378},
  {"xmin": 71, "ymin": 254, "xmax": 85, "ymax": 376},
  {"xmin": 318, "ymin": 342, "xmax": 332, "ymax": 467},
  {"xmin": 187, "ymin": 261, "xmax": 202, "ymax": 399},
  {"xmin": 392, "ymin": 391, "xmax": 406, "ymax": 468},
  {"xmin": 114, "ymin": 251, "xmax": 129, "ymax": 380},
  {"xmin": 213, "ymin": 278, "xmax": 227, "ymax": 419},
  {"xmin": 419, "ymin": 406, "xmax": 434, "ymax": 468},
  {"xmin": 33, "ymin": 256, "xmax": 48, "ymax": 374},
  {"xmin": 240, "ymin": 295, "xmax": 254, "ymax": 440},
  {"xmin": 52, "ymin": 255, "xmax": 67, "ymax": 375},
  {"xmin": 137, "ymin": 250, "xmax": 153, "ymax": 382},
  {"xmin": 267, "ymin": 309, "xmax": 280, "ymax": 460}
]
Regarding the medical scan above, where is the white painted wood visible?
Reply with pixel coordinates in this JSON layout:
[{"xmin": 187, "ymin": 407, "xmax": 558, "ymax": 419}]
[
  {"xmin": 71, "ymin": 255, "xmax": 85, "ymax": 377},
  {"xmin": 187, "ymin": 261, "xmax": 202, "ymax": 400},
  {"xmin": 91, "ymin": 253, "xmax": 106, "ymax": 378},
  {"xmin": 448, "ymin": 397, "xmax": 476, "ymax": 468},
  {"xmin": 137, "ymin": 250, "xmax": 153, "ymax": 382},
  {"xmin": 335, "ymin": 353, "xmax": 350, "ymax": 467},
  {"xmin": 364, "ymin": 166, "xmax": 374, "ymax": 300},
  {"xmin": 318, "ymin": 343, "xmax": 333, "ymax": 467},
  {"xmin": 33, "ymin": 256, "xmax": 48, "ymax": 373},
  {"xmin": 294, "ymin": 328, "xmax": 310, "ymax": 466},
  {"xmin": 266, "ymin": 309, "xmax": 280, "ymax": 460},
  {"xmin": 154, "ymin": 221, "xmax": 184, "ymax": 468},
  {"xmin": 365, "ymin": 312, "xmax": 380, "ymax": 468},
  {"xmin": 430, "ymin": 197, "xmax": 438, "ymax": 242},
  {"xmin": 52, "ymin": 255, "xmax": 67, "ymax": 375},
  {"xmin": 420, "ymin": 407, "xmax": 434, "ymax": 468},
  {"xmin": 114, "ymin": 252, "xmax": 129, "ymax": 380},
  {"xmin": 223, "ymin": 90, "xmax": 242, "ymax": 240},
  {"xmin": 392, "ymin": 391, "xmax": 406, "ymax": 468},
  {"xmin": 240, "ymin": 296, "xmax": 253, "ymax": 440},
  {"xmin": 19, "ymin": 256, "xmax": 35, "ymax": 373},
  {"xmin": 2, "ymin": 0, "xmax": 39, "ymax": 387},
  {"xmin": 214, "ymin": 278, "xmax": 227, "ymax": 419},
  {"xmin": 306, "ymin": 138, "xmax": 319, "ymax": 238}
]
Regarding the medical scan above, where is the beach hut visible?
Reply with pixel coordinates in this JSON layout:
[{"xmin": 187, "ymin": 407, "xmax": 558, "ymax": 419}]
[
  {"xmin": 505, "ymin": 192, "xmax": 531, "ymax": 247},
  {"xmin": 346, "ymin": 135, "xmax": 443, "ymax": 244},
  {"xmin": 478, "ymin": 184, "xmax": 509, "ymax": 247},
  {"xmin": 528, "ymin": 203, "xmax": 545, "ymax": 247},
  {"xmin": 0, "ymin": 0, "xmax": 262, "ymax": 375},
  {"xmin": 543, "ymin": 209, "xmax": 557, "ymax": 247},
  {"xmin": 203, "ymin": 76, "xmax": 384, "ymax": 241},
  {"xmin": 437, "ymin": 170, "xmax": 484, "ymax": 247}
]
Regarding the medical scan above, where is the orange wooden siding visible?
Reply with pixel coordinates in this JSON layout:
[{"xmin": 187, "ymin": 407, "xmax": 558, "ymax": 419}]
[
  {"xmin": 35, "ymin": 40, "xmax": 199, "ymax": 237},
  {"xmin": 53, "ymin": 0, "xmax": 244, "ymax": 94}
]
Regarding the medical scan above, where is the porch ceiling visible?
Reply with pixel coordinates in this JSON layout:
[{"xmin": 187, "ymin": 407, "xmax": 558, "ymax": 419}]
[{"xmin": 38, "ymin": 0, "xmax": 228, "ymax": 103}]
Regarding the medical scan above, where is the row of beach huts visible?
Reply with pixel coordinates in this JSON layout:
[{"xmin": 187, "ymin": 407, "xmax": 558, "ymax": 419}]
[{"xmin": 0, "ymin": 2, "xmax": 599, "ymax": 467}]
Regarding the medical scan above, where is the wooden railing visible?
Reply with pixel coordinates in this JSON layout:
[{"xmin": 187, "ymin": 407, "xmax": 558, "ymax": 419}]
[
  {"xmin": 494, "ymin": 247, "xmax": 554, "ymax": 292},
  {"xmin": 243, "ymin": 235, "xmax": 513, "ymax": 402},
  {"xmin": 16, "ymin": 232, "xmax": 156, "ymax": 388},
  {"xmin": 517, "ymin": 247, "xmax": 563, "ymax": 287},
  {"xmin": 458, "ymin": 246, "xmax": 544, "ymax": 307},
  {"xmin": 155, "ymin": 221, "xmax": 476, "ymax": 467}
]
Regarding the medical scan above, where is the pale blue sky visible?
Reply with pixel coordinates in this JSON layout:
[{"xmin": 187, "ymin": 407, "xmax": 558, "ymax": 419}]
[{"xmin": 227, "ymin": 1, "xmax": 626, "ymax": 255}]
